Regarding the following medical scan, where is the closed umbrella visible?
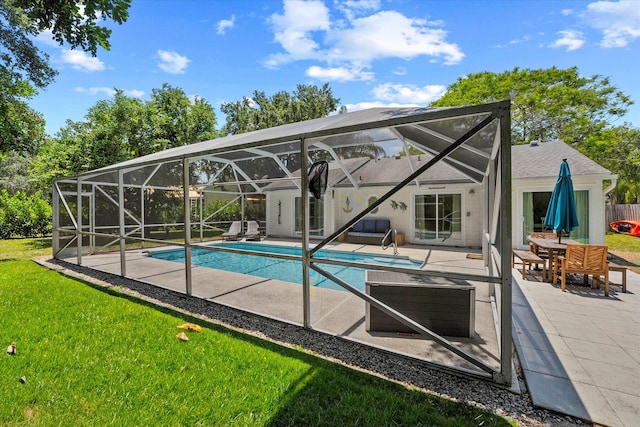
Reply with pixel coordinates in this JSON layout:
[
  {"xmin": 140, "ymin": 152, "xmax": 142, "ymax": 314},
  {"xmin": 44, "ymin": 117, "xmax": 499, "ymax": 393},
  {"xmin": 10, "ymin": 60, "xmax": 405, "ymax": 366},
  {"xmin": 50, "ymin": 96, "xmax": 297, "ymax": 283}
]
[{"xmin": 544, "ymin": 159, "xmax": 579, "ymax": 243}]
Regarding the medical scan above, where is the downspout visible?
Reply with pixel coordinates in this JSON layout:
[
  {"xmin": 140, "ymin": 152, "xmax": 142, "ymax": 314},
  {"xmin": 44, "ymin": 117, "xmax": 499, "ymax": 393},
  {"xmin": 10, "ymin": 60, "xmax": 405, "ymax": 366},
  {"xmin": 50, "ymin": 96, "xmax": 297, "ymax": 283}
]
[{"xmin": 603, "ymin": 175, "xmax": 618, "ymax": 198}]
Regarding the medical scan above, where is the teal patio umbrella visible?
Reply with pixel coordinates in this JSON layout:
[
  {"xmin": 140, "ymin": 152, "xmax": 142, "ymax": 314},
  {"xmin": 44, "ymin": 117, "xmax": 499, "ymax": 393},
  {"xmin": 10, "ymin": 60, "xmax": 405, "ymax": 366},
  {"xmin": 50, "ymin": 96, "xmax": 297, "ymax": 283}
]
[{"xmin": 544, "ymin": 159, "xmax": 579, "ymax": 243}]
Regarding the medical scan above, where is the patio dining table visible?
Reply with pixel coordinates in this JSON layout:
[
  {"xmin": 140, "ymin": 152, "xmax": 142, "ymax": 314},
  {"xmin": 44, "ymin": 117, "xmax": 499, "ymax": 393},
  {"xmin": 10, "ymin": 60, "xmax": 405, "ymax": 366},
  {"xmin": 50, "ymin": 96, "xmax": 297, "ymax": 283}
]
[{"xmin": 527, "ymin": 237, "xmax": 578, "ymax": 282}]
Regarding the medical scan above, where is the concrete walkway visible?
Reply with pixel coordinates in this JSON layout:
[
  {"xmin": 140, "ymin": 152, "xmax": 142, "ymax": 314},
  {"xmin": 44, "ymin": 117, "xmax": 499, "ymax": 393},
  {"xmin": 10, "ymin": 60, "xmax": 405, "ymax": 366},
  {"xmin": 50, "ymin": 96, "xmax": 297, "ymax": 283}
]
[{"xmin": 513, "ymin": 267, "xmax": 640, "ymax": 426}]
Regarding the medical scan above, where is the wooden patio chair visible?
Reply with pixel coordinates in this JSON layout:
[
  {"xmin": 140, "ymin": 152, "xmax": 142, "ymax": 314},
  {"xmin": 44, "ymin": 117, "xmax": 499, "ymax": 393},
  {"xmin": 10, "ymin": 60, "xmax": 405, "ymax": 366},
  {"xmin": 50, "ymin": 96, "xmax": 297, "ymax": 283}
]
[{"xmin": 553, "ymin": 244, "xmax": 610, "ymax": 296}]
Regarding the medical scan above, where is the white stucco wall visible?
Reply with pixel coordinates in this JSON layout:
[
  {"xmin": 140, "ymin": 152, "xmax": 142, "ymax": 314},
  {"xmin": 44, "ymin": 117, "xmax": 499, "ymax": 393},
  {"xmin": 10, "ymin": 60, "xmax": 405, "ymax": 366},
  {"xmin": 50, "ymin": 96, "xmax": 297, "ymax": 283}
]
[
  {"xmin": 511, "ymin": 175, "xmax": 609, "ymax": 249},
  {"xmin": 266, "ymin": 182, "xmax": 483, "ymax": 247}
]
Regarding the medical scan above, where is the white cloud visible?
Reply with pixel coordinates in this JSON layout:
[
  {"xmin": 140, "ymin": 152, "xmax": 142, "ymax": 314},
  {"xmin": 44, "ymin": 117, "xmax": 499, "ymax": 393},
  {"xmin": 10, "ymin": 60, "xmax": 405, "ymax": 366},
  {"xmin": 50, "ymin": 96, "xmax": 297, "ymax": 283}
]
[
  {"xmin": 306, "ymin": 65, "xmax": 374, "ymax": 81},
  {"xmin": 372, "ymin": 83, "xmax": 446, "ymax": 104},
  {"xmin": 393, "ymin": 67, "xmax": 407, "ymax": 76},
  {"xmin": 60, "ymin": 49, "xmax": 105, "ymax": 72},
  {"xmin": 75, "ymin": 87, "xmax": 145, "ymax": 98},
  {"xmin": 217, "ymin": 15, "xmax": 236, "ymax": 35},
  {"xmin": 342, "ymin": 101, "xmax": 420, "ymax": 113},
  {"xmin": 127, "ymin": 89, "xmax": 145, "ymax": 98},
  {"xmin": 33, "ymin": 29, "xmax": 59, "ymax": 47},
  {"xmin": 336, "ymin": 0, "xmax": 381, "ymax": 21},
  {"xmin": 157, "ymin": 50, "xmax": 190, "ymax": 74},
  {"xmin": 583, "ymin": 1, "xmax": 640, "ymax": 47},
  {"xmin": 326, "ymin": 11, "xmax": 463, "ymax": 65},
  {"xmin": 549, "ymin": 30, "xmax": 585, "ymax": 50},
  {"xmin": 265, "ymin": 1, "xmax": 463, "ymax": 75},
  {"xmin": 265, "ymin": 0, "xmax": 331, "ymax": 66},
  {"xmin": 561, "ymin": 9, "xmax": 573, "ymax": 16}
]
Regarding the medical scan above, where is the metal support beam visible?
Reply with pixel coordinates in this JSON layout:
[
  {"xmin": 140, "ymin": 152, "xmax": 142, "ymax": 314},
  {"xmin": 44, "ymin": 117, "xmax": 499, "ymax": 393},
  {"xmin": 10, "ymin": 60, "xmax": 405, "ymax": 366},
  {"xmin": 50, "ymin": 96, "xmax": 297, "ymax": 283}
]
[
  {"xmin": 497, "ymin": 103, "xmax": 513, "ymax": 386},
  {"xmin": 76, "ymin": 179, "xmax": 83, "ymax": 266},
  {"xmin": 118, "ymin": 169, "xmax": 126, "ymax": 277},
  {"xmin": 183, "ymin": 158, "xmax": 193, "ymax": 295},
  {"xmin": 301, "ymin": 138, "xmax": 311, "ymax": 327}
]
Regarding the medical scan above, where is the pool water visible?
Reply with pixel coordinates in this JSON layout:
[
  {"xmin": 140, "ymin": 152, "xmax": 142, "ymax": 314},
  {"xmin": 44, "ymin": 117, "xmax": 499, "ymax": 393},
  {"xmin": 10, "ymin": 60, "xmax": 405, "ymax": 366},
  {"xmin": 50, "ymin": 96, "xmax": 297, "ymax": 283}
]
[{"xmin": 148, "ymin": 242, "xmax": 421, "ymax": 291}]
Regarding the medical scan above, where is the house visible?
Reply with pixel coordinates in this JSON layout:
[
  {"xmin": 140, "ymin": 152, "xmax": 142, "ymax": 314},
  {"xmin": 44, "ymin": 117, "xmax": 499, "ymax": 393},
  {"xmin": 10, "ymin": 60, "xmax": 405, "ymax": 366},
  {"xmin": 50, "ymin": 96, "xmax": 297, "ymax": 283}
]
[
  {"xmin": 511, "ymin": 140, "xmax": 615, "ymax": 248},
  {"xmin": 263, "ymin": 140, "xmax": 616, "ymax": 248}
]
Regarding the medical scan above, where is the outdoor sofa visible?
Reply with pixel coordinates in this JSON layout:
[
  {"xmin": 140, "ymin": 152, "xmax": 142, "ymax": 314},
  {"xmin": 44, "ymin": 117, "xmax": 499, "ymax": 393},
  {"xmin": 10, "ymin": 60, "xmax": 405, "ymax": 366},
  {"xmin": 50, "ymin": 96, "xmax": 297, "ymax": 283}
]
[{"xmin": 344, "ymin": 218, "xmax": 391, "ymax": 245}]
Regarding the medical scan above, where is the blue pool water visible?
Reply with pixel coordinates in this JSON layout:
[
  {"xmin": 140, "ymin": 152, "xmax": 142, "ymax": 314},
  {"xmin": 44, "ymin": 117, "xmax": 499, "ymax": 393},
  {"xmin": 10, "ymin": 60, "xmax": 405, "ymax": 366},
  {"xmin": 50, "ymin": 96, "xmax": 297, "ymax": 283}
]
[{"xmin": 148, "ymin": 242, "xmax": 421, "ymax": 291}]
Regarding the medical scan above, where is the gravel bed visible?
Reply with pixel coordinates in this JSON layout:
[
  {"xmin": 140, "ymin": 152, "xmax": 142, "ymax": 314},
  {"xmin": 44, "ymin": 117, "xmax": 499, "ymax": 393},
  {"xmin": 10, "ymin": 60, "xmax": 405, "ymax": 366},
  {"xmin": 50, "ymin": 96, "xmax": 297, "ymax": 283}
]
[{"xmin": 36, "ymin": 257, "xmax": 589, "ymax": 427}]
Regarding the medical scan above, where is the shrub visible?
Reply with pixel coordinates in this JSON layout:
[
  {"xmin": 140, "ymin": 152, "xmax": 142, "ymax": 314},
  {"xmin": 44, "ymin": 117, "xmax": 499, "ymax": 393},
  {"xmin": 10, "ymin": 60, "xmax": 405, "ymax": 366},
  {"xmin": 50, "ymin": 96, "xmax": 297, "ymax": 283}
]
[{"xmin": 0, "ymin": 190, "xmax": 52, "ymax": 238}]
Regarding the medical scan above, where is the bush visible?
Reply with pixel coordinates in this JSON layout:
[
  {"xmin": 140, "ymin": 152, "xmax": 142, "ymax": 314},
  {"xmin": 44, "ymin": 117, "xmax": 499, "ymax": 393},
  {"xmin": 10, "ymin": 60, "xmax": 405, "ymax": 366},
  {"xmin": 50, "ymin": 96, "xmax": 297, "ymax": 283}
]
[{"xmin": 0, "ymin": 190, "xmax": 52, "ymax": 238}]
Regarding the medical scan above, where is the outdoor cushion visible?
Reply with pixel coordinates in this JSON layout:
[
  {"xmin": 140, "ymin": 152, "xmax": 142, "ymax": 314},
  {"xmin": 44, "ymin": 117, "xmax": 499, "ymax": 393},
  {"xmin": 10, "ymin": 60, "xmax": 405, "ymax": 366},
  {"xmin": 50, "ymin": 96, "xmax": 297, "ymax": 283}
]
[
  {"xmin": 353, "ymin": 221, "xmax": 364, "ymax": 232},
  {"xmin": 363, "ymin": 219, "xmax": 376, "ymax": 233},
  {"xmin": 375, "ymin": 219, "xmax": 390, "ymax": 233}
]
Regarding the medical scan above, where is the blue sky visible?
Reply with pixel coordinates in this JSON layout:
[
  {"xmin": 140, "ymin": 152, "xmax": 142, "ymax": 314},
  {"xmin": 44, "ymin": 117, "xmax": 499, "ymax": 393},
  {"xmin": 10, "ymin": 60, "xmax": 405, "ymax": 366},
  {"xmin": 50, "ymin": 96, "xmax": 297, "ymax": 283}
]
[{"xmin": 28, "ymin": 0, "xmax": 640, "ymax": 139}]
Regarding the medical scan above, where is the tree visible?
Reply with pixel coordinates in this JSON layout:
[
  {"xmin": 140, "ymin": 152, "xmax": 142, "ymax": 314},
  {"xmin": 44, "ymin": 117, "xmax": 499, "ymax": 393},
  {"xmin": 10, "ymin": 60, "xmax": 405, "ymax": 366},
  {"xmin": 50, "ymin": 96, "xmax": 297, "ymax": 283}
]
[
  {"xmin": 0, "ymin": 151, "xmax": 34, "ymax": 193},
  {"xmin": 220, "ymin": 83, "xmax": 340, "ymax": 135},
  {"xmin": 582, "ymin": 125, "xmax": 640, "ymax": 203},
  {"xmin": 0, "ymin": 0, "xmax": 131, "ymax": 154},
  {"xmin": 150, "ymin": 83, "xmax": 218, "ymax": 149},
  {"xmin": 431, "ymin": 67, "xmax": 632, "ymax": 147},
  {"xmin": 30, "ymin": 85, "xmax": 218, "ymax": 192},
  {"xmin": 220, "ymin": 83, "xmax": 385, "ymax": 173}
]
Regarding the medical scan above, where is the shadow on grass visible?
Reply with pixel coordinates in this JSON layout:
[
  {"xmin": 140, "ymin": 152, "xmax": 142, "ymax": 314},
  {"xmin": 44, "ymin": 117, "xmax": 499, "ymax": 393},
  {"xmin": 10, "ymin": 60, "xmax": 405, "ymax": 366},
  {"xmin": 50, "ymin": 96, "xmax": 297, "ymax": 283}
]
[{"xmin": 25, "ymin": 237, "xmax": 52, "ymax": 250}]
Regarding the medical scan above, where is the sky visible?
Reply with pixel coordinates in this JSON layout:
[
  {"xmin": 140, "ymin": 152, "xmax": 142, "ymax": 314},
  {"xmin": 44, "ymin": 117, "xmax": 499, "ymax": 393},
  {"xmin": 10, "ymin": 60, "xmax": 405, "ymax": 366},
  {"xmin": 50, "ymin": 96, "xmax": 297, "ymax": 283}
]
[{"xmin": 28, "ymin": 0, "xmax": 640, "ymax": 142}]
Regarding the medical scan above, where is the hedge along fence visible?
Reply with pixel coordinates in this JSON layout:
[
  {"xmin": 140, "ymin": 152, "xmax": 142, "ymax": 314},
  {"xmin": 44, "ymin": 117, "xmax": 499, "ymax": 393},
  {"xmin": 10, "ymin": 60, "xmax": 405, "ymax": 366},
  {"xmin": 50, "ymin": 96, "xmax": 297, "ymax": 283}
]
[{"xmin": 0, "ymin": 190, "xmax": 52, "ymax": 239}]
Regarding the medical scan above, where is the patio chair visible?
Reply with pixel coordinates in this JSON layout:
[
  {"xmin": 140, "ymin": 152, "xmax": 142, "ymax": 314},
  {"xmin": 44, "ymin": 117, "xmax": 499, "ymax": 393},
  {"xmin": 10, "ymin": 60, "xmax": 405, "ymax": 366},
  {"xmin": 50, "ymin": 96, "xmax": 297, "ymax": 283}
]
[
  {"xmin": 221, "ymin": 221, "xmax": 242, "ymax": 241},
  {"xmin": 245, "ymin": 221, "xmax": 261, "ymax": 241},
  {"xmin": 553, "ymin": 244, "xmax": 609, "ymax": 296}
]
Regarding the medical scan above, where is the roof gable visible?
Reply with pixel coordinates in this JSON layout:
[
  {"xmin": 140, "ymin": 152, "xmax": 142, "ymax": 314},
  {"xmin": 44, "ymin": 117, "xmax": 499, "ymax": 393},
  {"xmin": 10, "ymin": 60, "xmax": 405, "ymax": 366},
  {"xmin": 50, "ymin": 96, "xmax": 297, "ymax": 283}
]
[{"xmin": 512, "ymin": 141, "xmax": 611, "ymax": 179}]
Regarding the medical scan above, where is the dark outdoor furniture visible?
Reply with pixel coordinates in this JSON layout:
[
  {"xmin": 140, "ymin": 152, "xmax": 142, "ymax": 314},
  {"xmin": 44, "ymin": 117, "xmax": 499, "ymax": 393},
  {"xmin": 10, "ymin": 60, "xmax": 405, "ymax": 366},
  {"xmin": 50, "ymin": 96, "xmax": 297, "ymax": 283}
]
[
  {"xmin": 365, "ymin": 271, "xmax": 475, "ymax": 338},
  {"xmin": 344, "ymin": 219, "xmax": 391, "ymax": 245}
]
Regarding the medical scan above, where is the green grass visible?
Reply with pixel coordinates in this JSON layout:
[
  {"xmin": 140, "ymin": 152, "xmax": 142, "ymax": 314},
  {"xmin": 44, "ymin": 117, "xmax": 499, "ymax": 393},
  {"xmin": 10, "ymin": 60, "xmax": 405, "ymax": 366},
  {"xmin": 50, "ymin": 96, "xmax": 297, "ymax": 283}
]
[
  {"xmin": 606, "ymin": 231, "xmax": 640, "ymax": 253},
  {"xmin": 1, "ymin": 238, "xmax": 515, "ymax": 426}
]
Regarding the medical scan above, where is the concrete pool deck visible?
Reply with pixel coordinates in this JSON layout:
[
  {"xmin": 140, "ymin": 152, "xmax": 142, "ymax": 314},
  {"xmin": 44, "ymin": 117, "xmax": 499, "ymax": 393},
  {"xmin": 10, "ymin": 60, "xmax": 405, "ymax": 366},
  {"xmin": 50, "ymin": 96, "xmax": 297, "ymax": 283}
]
[{"xmin": 60, "ymin": 239, "xmax": 501, "ymax": 377}]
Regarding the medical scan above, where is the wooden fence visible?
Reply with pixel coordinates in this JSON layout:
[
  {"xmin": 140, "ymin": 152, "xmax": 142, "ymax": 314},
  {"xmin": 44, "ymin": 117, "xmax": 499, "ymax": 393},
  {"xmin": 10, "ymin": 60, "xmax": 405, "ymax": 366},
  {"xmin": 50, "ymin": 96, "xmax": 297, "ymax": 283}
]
[{"xmin": 606, "ymin": 204, "xmax": 640, "ymax": 226}]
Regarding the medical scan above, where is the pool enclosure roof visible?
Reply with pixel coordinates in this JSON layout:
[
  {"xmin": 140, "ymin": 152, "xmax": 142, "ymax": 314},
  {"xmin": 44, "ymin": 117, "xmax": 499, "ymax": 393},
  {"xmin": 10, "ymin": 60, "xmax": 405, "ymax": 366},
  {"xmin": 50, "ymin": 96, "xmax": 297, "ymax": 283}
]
[{"xmin": 82, "ymin": 101, "xmax": 508, "ymax": 188}]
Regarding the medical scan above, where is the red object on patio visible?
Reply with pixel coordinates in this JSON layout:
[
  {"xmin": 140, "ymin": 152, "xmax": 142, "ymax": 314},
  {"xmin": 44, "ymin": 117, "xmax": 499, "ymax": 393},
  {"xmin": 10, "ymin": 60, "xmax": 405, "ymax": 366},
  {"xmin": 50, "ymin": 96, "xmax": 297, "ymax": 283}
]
[{"xmin": 609, "ymin": 220, "xmax": 640, "ymax": 237}]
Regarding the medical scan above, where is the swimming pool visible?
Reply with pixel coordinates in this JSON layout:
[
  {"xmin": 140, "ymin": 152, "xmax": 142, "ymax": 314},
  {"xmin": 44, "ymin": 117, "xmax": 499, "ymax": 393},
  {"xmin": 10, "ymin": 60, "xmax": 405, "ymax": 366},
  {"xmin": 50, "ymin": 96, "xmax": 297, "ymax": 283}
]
[{"xmin": 148, "ymin": 242, "xmax": 422, "ymax": 291}]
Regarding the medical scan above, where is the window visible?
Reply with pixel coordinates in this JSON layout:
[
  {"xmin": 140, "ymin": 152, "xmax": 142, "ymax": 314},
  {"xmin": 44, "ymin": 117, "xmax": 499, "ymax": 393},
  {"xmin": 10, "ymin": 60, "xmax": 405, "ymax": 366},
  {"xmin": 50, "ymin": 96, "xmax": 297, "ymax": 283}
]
[
  {"xmin": 414, "ymin": 193, "xmax": 461, "ymax": 242},
  {"xmin": 294, "ymin": 196, "xmax": 324, "ymax": 236}
]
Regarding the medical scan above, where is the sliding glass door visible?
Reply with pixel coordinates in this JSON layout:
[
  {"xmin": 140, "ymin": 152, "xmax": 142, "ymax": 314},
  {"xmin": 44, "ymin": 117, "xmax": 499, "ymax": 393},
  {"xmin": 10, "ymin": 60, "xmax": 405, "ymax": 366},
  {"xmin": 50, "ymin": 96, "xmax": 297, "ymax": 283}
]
[{"xmin": 414, "ymin": 193, "xmax": 462, "ymax": 243}]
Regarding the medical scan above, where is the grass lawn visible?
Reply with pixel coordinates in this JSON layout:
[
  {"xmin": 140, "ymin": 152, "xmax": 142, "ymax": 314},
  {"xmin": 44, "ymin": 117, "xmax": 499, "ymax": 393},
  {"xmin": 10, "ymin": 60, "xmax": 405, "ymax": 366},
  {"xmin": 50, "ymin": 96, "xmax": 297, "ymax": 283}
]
[{"xmin": 1, "ymin": 238, "xmax": 515, "ymax": 426}]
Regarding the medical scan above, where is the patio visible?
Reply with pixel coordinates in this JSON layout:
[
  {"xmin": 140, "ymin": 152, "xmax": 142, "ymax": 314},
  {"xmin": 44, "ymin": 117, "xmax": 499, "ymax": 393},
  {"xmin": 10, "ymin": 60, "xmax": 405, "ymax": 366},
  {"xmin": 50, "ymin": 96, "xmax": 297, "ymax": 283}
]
[
  {"xmin": 64, "ymin": 239, "xmax": 502, "ymax": 377},
  {"xmin": 513, "ymin": 265, "xmax": 640, "ymax": 426}
]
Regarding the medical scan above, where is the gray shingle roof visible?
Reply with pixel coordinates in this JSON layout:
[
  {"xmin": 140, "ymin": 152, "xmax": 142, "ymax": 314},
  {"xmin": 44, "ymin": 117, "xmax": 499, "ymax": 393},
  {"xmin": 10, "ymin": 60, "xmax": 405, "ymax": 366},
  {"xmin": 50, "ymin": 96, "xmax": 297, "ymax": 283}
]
[
  {"xmin": 333, "ymin": 155, "xmax": 472, "ymax": 187},
  {"xmin": 511, "ymin": 141, "xmax": 611, "ymax": 179},
  {"xmin": 264, "ymin": 141, "xmax": 611, "ymax": 191}
]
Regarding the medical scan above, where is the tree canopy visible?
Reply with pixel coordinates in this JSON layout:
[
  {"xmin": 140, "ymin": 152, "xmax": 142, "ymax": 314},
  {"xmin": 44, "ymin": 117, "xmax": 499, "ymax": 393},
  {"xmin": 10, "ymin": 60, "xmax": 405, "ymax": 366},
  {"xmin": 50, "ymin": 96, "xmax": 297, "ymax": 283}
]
[
  {"xmin": 30, "ymin": 85, "xmax": 218, "ymax": 192},
  {"xmin": 431, "ymin": 67, "xmax": 633, "ymax": 148},
  {"xmin": 0, "ymin": 0, "xmax": 131, "ymax": 154},
  {"xmin": 220, "ymin": 83, "xmax": 341, "ymax": 135}
]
